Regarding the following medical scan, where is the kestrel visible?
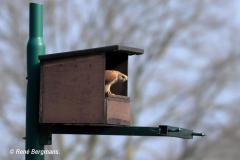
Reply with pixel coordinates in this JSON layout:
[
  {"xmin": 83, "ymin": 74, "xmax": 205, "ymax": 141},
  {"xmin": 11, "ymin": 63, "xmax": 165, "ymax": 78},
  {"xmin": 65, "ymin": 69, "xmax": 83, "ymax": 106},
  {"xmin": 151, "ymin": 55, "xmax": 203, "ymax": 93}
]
[{"xmin": 105, "ymin": 70, "xmax": 128, "ymax": 96}]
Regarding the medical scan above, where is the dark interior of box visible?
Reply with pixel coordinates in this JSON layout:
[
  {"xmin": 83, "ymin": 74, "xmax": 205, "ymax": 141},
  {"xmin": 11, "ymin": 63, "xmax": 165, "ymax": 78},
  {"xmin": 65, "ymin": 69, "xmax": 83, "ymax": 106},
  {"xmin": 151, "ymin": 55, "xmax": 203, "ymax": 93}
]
[{"xmin": 105, "ymin": 53, "xmax": 128, "ymax": 96}]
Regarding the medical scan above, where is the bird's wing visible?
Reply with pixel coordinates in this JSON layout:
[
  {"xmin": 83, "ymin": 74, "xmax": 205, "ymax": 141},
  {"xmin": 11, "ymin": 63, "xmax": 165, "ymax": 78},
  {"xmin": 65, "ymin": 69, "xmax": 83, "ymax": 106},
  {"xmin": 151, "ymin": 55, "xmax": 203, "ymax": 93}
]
[{"xmin": 105, "ymin": 70, "xmax": 118, "ymax": 84}]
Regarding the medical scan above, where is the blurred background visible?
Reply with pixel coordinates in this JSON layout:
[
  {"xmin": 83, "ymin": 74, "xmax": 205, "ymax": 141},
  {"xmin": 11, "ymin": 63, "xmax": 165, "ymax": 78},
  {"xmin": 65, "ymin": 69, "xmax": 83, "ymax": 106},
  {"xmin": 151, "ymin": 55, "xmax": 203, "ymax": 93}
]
[{"xmin": 1, "ymin": 0, "xmax": 240, "ymax": 159}]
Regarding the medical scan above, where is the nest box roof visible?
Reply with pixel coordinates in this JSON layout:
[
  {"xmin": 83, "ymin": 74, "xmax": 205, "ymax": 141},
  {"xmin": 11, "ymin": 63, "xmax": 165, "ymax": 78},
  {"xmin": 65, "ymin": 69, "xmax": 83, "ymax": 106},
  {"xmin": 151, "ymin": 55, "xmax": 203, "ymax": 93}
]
[{"xmin": 39, "ymin": 45, "xmax": 144, "ymax": 61}]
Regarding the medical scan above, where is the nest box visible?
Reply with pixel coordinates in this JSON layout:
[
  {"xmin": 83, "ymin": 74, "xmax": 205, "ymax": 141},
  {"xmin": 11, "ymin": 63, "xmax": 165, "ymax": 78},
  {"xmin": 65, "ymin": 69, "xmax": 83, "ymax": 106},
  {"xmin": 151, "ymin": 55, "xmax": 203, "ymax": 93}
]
[{"xmin": 39, "ymin": 45, "xmax": 143, "ymax": 125}]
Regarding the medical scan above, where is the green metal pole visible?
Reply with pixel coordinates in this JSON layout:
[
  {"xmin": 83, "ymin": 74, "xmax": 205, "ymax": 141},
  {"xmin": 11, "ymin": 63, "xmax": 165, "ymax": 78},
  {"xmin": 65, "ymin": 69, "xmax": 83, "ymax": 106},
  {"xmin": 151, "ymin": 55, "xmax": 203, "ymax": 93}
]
[{"xmin": 26, "ymin": 3, "xmax": 45, "ymax": 160}]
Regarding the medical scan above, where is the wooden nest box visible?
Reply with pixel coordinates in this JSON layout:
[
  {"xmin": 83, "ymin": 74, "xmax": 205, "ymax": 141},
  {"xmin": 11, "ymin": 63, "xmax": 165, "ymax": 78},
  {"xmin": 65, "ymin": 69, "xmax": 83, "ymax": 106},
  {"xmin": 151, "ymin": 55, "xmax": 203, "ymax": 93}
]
[{"xmin": 39, "ymin": 45, "xmax": 143, "ymax": 125}]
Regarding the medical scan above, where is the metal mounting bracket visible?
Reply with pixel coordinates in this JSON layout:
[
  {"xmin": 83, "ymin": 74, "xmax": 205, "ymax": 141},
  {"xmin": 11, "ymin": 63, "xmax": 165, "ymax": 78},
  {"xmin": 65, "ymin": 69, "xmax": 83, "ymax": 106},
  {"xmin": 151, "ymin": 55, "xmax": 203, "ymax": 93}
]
[{"xmin": 40, "ymin": 124, "xmax": 205, "ymax": 145}]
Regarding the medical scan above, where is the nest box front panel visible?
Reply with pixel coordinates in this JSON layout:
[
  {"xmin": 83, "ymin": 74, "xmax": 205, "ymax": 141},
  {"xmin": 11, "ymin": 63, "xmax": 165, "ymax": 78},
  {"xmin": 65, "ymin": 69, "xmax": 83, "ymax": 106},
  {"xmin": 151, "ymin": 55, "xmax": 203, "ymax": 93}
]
[
  {"xmin": 40, "ymin": 54, "xmax": 105, "ymax": 124},
  {"xmin": 106, "ymin": 96, "xmax": 130, "ymax": 125}
]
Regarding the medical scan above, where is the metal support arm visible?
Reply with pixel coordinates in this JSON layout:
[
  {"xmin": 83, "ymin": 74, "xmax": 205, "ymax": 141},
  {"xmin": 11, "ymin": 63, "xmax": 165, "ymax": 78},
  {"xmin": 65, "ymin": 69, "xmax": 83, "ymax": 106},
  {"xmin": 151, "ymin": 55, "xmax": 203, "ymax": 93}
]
[{"xmin": 41, "ymin": 125, "xmax": 205, "ymax": 140}]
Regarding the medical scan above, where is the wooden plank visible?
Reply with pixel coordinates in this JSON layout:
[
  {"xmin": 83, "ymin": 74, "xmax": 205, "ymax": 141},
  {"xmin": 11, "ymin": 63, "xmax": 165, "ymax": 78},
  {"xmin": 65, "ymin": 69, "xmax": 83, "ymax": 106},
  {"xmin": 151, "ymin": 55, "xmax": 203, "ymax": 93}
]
[
  {"xmin": 106, "ymin": 96, "xmax": 131, "ymax": 125},
  {"xmin": 40, "ymin": 54, "xmax": 105, "ymax": 124},
  {"xmin": 39, "ymin": 45, "xmax": 143, "ymax": 61}
]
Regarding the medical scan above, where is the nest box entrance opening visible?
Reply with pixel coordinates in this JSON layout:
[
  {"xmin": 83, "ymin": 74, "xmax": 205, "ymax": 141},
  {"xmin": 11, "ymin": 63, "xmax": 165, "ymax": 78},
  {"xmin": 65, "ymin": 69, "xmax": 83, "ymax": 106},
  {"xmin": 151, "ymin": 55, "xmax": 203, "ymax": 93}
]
[{"xmin": 105, "ymin": 54, "xmax": 128, "ymax": 96}]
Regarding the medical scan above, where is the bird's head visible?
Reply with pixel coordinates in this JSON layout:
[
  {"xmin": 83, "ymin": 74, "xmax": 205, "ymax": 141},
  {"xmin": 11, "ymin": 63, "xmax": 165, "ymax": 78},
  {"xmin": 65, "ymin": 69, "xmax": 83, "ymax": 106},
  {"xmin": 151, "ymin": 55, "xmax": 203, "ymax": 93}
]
[{"xmin": 118, "ymin": 73, "xmax": 128, "ymax": 82}]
